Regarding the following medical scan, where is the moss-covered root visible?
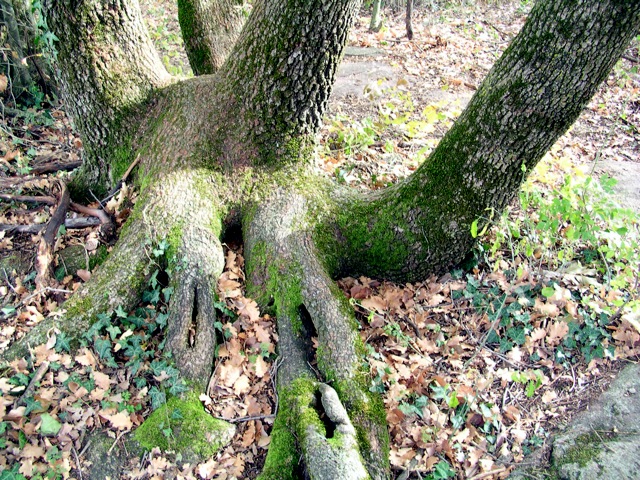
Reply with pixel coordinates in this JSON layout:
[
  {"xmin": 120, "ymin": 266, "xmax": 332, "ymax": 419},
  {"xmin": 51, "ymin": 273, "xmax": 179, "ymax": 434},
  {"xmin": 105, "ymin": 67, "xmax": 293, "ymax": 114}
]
[
  {"xmin": 244, "ymin": 190, "xmax": 390, "ymax": 480},
  {"xmin": 1, "ymin": 210, "xmax": 152, "ymax": 363},
  {"xmin": 260, "ymin": 377, "xmax": 369, "ymax": 480},
  {"xmin": 135, "ymin": 391, "xmax": 235, "ymax": 463},
  {"xmin": 166, "ymin": 225, "xmax": 225, "ymax": 383}
]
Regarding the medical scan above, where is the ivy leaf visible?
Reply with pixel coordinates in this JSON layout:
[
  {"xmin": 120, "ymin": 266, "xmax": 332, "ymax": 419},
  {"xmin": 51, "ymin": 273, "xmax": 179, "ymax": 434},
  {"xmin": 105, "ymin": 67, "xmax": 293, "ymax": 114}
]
[
  {"xmin": 94, "ymin": 338, "xmax": 112, "ymax": 360},
  {"xmin": 24, "ymin": 397, "xmax": 42, "ymax": 416},
  {"xmin": 149, "ymin": 387, "xmax": 166, "ymax": 410},
  {"xmin": 55, "ymin": 332, "xmax": 71, "ymax": 352},
  {"xmin": 39, "ymin": 413, "xmax": 62, "ymax": 436}
]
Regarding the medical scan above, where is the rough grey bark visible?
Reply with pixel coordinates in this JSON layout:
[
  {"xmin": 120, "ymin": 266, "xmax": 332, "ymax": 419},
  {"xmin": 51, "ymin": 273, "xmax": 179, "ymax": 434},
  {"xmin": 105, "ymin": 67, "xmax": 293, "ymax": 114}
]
[
  {"xmin": 330, "ymin": 0, "xmax": 640, "ymax": 281},
  {"xmin": 44, "ymin": 0, "xmax": 171, "ymax": 191},
  {"xmin": 211, "ymin": 0, "xmax": 361, "ymax": 167},
  {"xmin": 5, "ymin": 0, "xmax": 640, "ymax": 478},
  {"xmin": 178, "ymin": 0, "xmax": 245, "ymax": 75}
]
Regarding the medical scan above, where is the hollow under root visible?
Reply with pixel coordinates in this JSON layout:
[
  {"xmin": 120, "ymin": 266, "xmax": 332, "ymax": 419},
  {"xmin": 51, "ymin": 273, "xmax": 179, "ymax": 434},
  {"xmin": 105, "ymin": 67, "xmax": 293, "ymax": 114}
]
[
  {"xmin": 245, "ymin": 189, "xmax": 390, "ymax": 480},
  {"xmin": 165, "ymin": 225, "xmax": 224, "ymax": 383}
]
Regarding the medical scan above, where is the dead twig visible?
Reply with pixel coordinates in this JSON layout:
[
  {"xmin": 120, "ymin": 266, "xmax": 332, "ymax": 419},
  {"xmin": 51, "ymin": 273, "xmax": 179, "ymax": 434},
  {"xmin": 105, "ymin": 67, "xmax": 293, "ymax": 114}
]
[
  {"xmin": 35, "ymin": 180, "xmax": 70, "ymax": 291},
  {"xmin": 213, "ymin": 414, "xmax": 276, "ymax": 424},
  {"xmin": 17, "ymin": 361, "xmax": 50, "ymax": 406},
  {"xmin": 30, "ymin": 159, "xmax": 82, "ymax": 175},
  {"xmin": 468, "ymin": 466, "xmax": 507, "ymax": 480},
  {"xmin": 0, "ymin": 217, "xmax": 101, "ymax": 234}
]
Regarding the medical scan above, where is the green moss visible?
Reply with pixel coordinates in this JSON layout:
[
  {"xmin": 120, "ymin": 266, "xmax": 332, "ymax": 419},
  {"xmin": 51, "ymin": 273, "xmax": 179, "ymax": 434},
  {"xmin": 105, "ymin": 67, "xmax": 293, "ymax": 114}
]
[
  {"xmin": 89, "ymin": 245, "xmax": 110, "ymax": 271},
  {"xmin": 554, "ymin": 432, "xmax": 616, "ymax": 469},
  {"xmin": 110, "ymin": 141, "xmax": 135, "ymax": 182},
  {"xmin": 166, "ymin": 224, "xmax": 184, "ymax": 261},
  {"xmin": 259, "ymin": 377, "xmax": 318, "ymax": 480},
  {"xmin": 257, "ymin": 411, "xmax": 298, "ymax": 480},
  {"xmin": 245, "ymin": 240, "xmax": 304, "ymax": 333},
  {"xmin": 134, "ymin": 391, "xmax": 233, "ymax": 460}
]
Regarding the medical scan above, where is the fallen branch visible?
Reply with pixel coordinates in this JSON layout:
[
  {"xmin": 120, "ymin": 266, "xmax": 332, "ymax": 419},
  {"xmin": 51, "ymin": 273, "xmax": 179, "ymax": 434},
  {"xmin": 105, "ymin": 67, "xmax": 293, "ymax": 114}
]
[
  {"xmin": 0, "ymin": 194, "xmax": 56, "ymax": 205},
  {"xmin": 31, "ymin": 158, "xmax": 82, "ymax": 175},
  {"xmin": 0, "ymin": 193, "xmax": 112, "ymax": 226},
  {"xmin": 35, "ymin": 180, "xmax": 70, "ymax": 291},
  {"xmin": 0, "ymin": 217, "xmax": 101, "ymax": 233}
]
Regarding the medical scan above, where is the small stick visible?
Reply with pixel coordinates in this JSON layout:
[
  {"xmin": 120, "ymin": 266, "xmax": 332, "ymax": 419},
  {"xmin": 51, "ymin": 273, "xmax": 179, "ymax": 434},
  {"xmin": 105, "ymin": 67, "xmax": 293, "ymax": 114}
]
[
  {"xmin": 72, "ymin": 446, "xmax": 84, "ymax": 480},
  {"xmin": 107, "ymin": 431, "xmax": 126, "ymax": 454},
  {"xmin": 214, "ymin": 414, "xmax": 276, "ymax": 424},
  {"xmin": 0, "ymin": 217, "xmax": 101, "ymax": 234},
  {"xmin": 17, "ymin": 361, "xmax": 50, "ymax": 406},
  {"xmin": 468, "ymin": 466, "xmax": 507, "ymax": 480}
]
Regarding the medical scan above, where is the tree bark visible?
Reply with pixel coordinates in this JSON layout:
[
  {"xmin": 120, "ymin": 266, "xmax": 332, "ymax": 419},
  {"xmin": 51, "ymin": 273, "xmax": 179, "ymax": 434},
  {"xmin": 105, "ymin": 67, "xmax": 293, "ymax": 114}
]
[
  {"xmin": 5, "ymin": 0, "xmax": 640, "ymax": 478},
  {"xmin": 369, "ymin": 0, "xmax": 382, "ymax": 32},
  {"xmin": 405, "ymin": 0, "xmax": 413, "ymax": 40},
  {"xmin": 328, "ymin": 0, "xmax": 640, "ymax": 282},
  {"xmin": 178, "ymin": 0, "xmax": 245, "ymax": 75},
  {"xmin": 44, "ymin": 0, "xmax": 171, "ymax": 192}
]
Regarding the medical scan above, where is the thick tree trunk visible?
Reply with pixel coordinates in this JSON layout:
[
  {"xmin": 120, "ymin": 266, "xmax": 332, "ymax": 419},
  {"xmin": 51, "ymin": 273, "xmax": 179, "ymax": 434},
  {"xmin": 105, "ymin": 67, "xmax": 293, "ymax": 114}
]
[
  {"xmin": 44, "ymin": 0, "xmax": 171, "ymax": 192},
  {"xmin": 328, "ymin": 0, "xmax": 640, "ymax": 282},
  {"xmin": 6, "ymin": 0, "xmax": 640, "ymax": 478},
  {"xmin": 178, "ymin": 0, "xmax": 245, "ymax": 75}
]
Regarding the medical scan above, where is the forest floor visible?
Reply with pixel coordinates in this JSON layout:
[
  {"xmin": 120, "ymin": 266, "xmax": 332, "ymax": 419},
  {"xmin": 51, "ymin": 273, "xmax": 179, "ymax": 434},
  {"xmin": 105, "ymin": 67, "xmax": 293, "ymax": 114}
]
[{"xmin": 1, "ymin": 2, "xmax": 640, "ymax": 480}]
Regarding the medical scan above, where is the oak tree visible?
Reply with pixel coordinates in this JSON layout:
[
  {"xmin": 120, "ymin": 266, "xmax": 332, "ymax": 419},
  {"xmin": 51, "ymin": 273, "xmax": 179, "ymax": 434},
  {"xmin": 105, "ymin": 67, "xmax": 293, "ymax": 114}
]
[{"xmin": 6, "ymin": 0, "xmax": 640, "ymax": 478}]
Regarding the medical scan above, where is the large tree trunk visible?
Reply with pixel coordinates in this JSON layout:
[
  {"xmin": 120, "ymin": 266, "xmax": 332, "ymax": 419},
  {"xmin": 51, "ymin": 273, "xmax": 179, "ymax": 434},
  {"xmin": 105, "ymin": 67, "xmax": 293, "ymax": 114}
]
[
  {"xmin": 4, "ymin": 0, "xmax": 640, "ymax": 478},
  {"xmin": 44, "ymin": 0, "xmax": 172, "ymax": 193},
  {"xmin": 178, "ymin": 0, "xmax": 245, "ymax": 75}
]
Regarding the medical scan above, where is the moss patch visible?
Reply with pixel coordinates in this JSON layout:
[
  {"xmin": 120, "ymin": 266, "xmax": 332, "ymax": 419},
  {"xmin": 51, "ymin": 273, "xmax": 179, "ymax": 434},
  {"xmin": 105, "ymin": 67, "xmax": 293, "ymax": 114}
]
[
  {"xmin": 134, "ymin": 391, "xmax": 234, "ymax": 461},
  {"xmin": 554, "ymin": 432, "xmax": 617, "ymax": 469}
]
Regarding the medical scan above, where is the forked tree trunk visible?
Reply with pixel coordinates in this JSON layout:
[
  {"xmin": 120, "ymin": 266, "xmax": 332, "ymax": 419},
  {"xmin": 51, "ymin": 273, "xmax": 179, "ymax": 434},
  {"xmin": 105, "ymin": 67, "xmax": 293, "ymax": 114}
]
[
  {"xmin": 178, "ymin": 0, "xmax": 245, "ymax": 75},
  {"xmin": 4, "ymin": 0, "xmax": 640, "ymax": 478}
]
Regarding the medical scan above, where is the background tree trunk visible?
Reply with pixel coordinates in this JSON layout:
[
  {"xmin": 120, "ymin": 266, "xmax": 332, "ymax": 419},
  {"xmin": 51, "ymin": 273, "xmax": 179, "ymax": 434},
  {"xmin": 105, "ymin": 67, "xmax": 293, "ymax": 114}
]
[
  {"xmin": 178, "ymin": 0, "xmax": 245, "ymax": 75},
  {"xmin": 369, "ymin": 0, "xmax": 382, "ymax": 31},
  {"xmin": 405, "ymin": 0, "xmax": 413, "ymax": 40},
  {"xmin": 0, "ymin": 0, "xmax": 55, "ymax": 103}
]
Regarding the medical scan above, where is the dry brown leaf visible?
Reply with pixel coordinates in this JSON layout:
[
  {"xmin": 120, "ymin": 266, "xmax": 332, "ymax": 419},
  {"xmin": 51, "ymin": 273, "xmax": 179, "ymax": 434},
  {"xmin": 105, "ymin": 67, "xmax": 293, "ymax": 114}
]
[
  {"xmin": 105, "ymin": 410, "xmax": 133, "ymax": 430},
  {"xmin": 241, "ymin": 421, "xmax": 256, "ymax": 447},
  {"xmin": 361, "ymin": 296, "xmax": 386, "ymax": 313},
  {"xmin": 233, "ymin": 375, "xmax": 251, "ymax": 395},
  {"xmin": 93, "ymin": 370, "xmax": 112, "ymax": 390},
  {"xmin": 253, "ymin": 356, "xmax": 269, "ymax": 378},
  {"xmin": 546, "ymin": 321, "xmax": 569, "ymax": 346}
]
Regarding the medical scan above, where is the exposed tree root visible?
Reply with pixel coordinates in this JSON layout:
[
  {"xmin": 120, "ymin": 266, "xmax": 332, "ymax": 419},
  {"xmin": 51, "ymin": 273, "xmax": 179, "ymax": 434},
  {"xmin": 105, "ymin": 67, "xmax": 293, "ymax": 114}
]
[
  {"xmin": 245, "ymin": 190, "xmax": 390, "ymax": 480},
  {"xmin": 166, "ymin": 225, "xmax": 224, "ymax": 383},
  {"xmin": 2, "ymin": 175, "xmax": 392, "ymax": 478}
]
